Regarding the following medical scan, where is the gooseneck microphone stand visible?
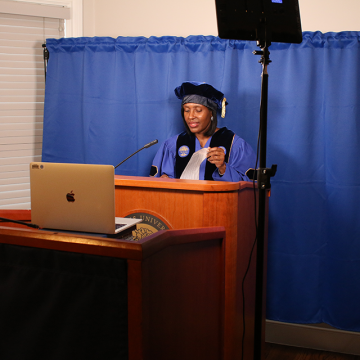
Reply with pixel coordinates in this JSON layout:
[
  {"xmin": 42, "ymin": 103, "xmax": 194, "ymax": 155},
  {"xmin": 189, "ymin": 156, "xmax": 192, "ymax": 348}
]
[
  {"xmin": 253, "ymin": 39, "xmax": 277, "ymax": 360},
  {"xmin": 114, "ymin": 140, "xmax": 158, "ymax": 169}
]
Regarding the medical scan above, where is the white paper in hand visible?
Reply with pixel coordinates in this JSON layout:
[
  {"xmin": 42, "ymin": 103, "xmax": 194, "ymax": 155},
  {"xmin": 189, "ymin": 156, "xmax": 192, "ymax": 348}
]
[{"xmin": 180, "ymin": 147, "xmax": 209, "ymax": 180}]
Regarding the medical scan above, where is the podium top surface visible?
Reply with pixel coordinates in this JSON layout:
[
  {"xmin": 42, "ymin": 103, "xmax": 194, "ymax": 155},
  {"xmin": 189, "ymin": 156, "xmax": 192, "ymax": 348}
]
[
  {"xmin": 114, "ymin": 175, "xmax": 254, "ymax": 192},
  {"xmin": 0, "ymin": 211, "xmax": 225, "ymax": 261}
]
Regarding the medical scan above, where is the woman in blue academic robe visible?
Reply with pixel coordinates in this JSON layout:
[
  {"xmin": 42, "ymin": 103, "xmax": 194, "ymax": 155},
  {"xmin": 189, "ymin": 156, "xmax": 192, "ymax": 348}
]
[{"xmin": 150, "ymin": 81, "xmax": 256, "ymax": 182}]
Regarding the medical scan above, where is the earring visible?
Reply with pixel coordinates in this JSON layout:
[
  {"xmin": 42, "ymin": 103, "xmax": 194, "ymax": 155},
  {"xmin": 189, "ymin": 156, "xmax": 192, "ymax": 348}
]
[{"xmin": 211, "ymin": 116, "xmax": 214, "ymax": 121}]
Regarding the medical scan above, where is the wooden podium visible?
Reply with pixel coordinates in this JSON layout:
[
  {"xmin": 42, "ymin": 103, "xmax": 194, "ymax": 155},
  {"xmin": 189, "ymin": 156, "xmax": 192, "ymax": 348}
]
[
  {"xmin": 114, "ymin": 176, "xmax": 268, "ymax": 360},
  {"xmin": 0, "ymin": 211, "xmax": 226, "ymax": 360},
  {"xmin": 0, "ymin": 176, "xmax": 268, "ymax": 360}
]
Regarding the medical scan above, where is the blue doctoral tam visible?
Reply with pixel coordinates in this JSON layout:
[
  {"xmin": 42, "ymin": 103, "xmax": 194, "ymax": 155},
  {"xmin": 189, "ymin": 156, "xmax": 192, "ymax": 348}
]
[{"xmin": 174, "ymin": 81, "xmax": 228, "ymax": 117}]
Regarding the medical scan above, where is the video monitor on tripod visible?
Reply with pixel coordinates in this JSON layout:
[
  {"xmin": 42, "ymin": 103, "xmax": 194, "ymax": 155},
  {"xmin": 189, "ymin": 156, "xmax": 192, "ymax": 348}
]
[{"xmin": 215, "ymin": 0, "xmax": 302, "ymax": 44}]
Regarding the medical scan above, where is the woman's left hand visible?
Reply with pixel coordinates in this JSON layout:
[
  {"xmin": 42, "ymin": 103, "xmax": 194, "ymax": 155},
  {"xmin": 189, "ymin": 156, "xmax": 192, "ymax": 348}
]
[{"xmin": 207, "ymin": 147, "xmax": 226, "ymax": 175}]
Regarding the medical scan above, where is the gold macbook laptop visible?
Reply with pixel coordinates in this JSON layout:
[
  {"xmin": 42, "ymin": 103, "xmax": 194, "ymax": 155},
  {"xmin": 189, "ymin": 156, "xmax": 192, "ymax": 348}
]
[{"xmin": 30, "ymin": 162, "xmax": 141, "ymax": 234}]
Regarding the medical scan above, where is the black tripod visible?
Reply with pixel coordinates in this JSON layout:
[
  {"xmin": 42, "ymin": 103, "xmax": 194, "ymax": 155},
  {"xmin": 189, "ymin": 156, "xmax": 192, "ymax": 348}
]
[
  {"xmin": 253, "ymin": 39, "xmax": 277, "ymax": 360},
  {"xmin": 215, "ymin": 1, "xmax": 302, "ymax": 358}
]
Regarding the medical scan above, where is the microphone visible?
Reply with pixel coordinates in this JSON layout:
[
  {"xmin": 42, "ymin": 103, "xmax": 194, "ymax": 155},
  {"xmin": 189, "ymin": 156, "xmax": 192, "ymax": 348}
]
[
  {"xmin": 143, "ymin": 139, "xmax": 158, "ymax": 148},
  {"xmin": 114, "ymin": 139, "xmax": 158, "ymax": 169}
]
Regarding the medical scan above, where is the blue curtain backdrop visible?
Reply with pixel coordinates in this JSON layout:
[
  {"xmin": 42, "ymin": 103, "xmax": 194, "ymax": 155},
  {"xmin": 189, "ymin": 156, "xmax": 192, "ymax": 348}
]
[{"xmin": 43, "ymin": 32, "xmax": 360, "ymax": 332}]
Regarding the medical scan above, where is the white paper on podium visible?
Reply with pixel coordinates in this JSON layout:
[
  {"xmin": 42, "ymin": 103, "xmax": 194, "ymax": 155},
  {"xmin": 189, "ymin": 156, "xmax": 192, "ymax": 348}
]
[{"xmin": 180, "ymin": 148, "xmax": 209, "ymax": 180}]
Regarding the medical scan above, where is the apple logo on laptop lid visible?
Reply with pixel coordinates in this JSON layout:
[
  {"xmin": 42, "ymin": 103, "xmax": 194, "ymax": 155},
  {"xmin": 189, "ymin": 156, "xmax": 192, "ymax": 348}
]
[{"xmin": 66, "ymin": 191, "xmax": 75, "ymax": 203}]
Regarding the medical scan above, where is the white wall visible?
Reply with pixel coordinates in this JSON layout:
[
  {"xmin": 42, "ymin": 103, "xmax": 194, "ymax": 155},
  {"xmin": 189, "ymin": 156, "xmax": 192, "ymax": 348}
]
[{"xmin": 83, "ymin": 0, "xmax": 360, "ymax": 38}]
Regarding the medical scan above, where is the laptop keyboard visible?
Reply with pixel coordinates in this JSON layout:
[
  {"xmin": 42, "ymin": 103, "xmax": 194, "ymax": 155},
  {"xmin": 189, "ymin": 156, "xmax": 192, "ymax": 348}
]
[{"xmin": 115, "ymin": 223, "xmax": 126, "ymax": 230}]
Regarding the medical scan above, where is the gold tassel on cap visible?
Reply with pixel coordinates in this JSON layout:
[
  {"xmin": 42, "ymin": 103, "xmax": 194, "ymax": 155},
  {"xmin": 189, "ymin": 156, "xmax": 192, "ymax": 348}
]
[{"xmin": 221, "ymin": 97, "xmax": 227, "ymax": 118}]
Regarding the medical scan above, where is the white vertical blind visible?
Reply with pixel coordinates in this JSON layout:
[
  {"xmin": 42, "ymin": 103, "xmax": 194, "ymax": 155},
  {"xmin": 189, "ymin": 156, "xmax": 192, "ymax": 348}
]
[{"xmin": 0, "ymin": 12, "xmax": 64, "ymax": 208}]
